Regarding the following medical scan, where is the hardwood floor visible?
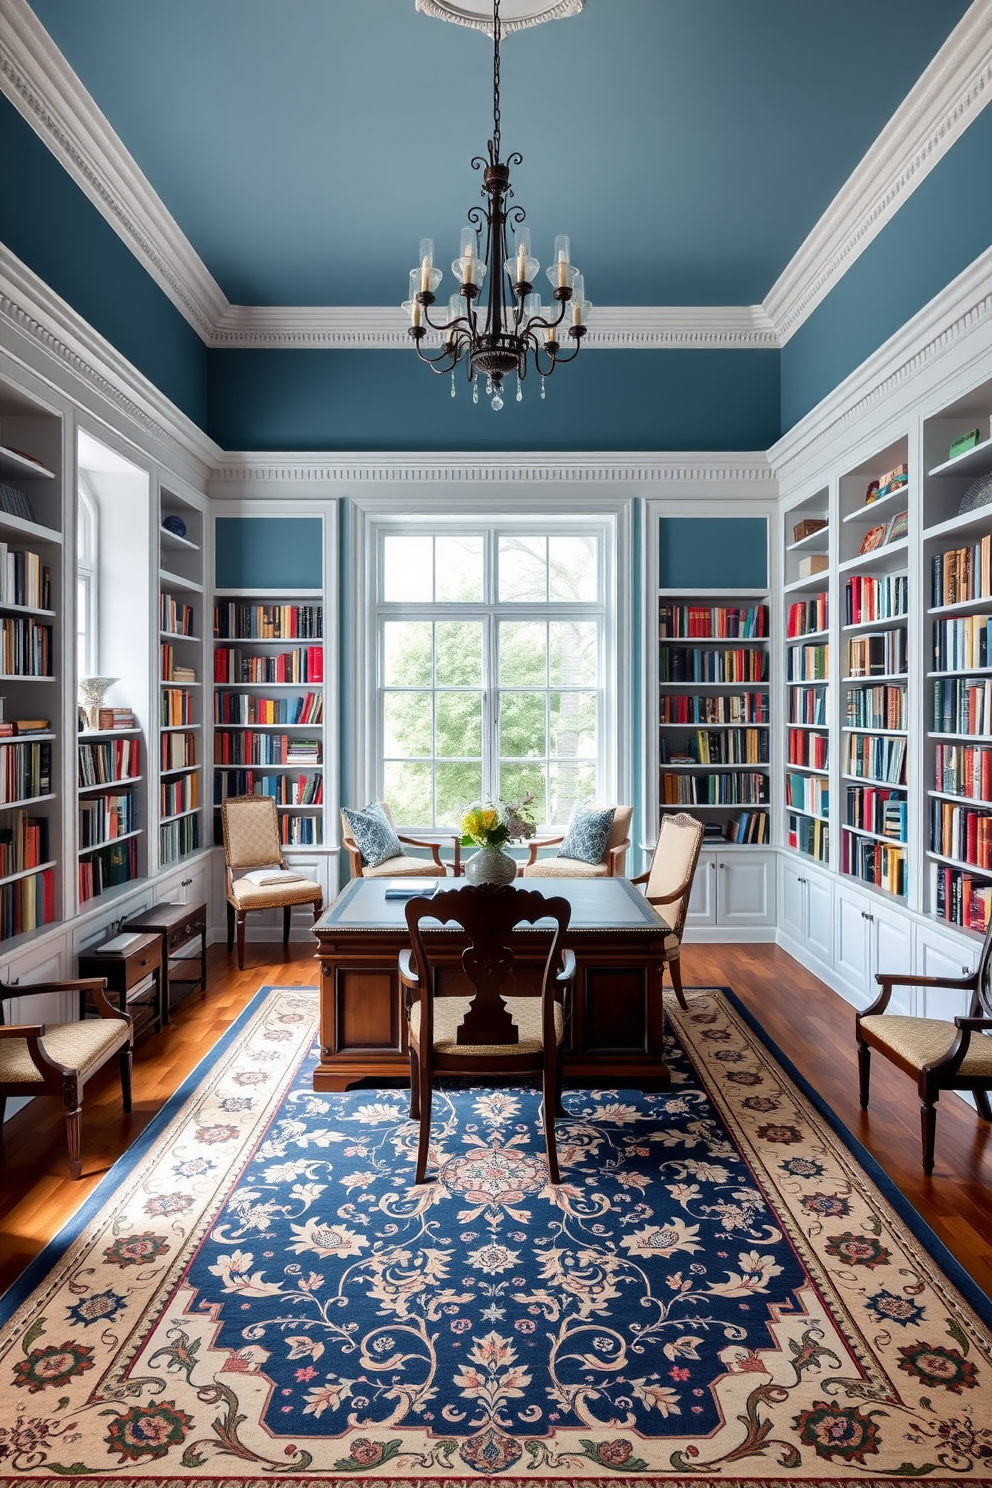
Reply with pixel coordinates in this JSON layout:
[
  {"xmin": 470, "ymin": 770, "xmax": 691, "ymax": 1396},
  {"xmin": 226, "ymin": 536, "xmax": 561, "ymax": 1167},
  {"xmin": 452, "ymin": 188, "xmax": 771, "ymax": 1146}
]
[{"xmin": 1, "ymin": 939, "xmax": 991, "ymax": 1304}]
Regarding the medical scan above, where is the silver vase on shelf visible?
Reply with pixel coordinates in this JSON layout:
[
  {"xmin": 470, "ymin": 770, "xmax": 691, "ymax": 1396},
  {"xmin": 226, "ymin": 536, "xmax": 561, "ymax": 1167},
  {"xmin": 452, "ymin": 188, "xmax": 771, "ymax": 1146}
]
[{"xmin": 464, "ymin": 846, "xmax": 517, "ymax": 885}]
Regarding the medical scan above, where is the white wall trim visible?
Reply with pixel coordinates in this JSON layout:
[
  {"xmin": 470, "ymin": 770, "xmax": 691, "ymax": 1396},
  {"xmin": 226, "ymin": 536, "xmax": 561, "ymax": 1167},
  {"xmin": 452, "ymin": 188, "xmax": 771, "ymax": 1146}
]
[{"xmin": 763, "ymin": 0, "xmax": 992, "ymax": 345}]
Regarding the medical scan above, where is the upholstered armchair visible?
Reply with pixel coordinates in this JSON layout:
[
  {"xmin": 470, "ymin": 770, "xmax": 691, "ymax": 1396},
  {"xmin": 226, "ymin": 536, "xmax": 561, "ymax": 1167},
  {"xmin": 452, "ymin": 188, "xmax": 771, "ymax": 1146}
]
[
  {"xmin": 340, "ymin": 801, "xmax": 456, "ymax": 879},
  {"xmin": 631, "ymin": 812, "xmax": 705, "ymax": 1008},
  {"xmin": 0, "ymin": 978, "xmax": 132, "ymax": 1179},
  {"xmin": 221, "ymin": 795, "xmax": 323, "ymax": 970},
  {"xmin": 521, "ymin": 802, "xmax": 632, "ymax": 879}
]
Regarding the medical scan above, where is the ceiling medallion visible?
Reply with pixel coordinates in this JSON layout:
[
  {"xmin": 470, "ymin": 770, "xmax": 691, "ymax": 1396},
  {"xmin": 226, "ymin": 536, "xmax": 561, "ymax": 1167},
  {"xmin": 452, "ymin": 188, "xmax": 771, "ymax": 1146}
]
[
  {"xmin": 404, "ymin": 0, "xmax": 588, "ymax": 410},
  {"xmin": 414, "ymin": 0, "xmax": 584, "ymax": 37}
]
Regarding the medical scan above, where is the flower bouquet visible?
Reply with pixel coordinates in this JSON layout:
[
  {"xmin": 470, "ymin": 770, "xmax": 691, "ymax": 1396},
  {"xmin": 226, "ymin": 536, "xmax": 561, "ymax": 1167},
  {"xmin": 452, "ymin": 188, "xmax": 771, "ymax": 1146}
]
[{"xmin": 460, "ymin": 796, "xmax": 537, "ymax": 884}]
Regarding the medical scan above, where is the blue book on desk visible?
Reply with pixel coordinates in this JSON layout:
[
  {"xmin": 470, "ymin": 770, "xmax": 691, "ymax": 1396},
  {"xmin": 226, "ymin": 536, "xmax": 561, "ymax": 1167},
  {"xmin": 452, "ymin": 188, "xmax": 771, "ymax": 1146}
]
[{"xmin": 383, "ymin": 879, "xmax": 438, "ymax": 900}]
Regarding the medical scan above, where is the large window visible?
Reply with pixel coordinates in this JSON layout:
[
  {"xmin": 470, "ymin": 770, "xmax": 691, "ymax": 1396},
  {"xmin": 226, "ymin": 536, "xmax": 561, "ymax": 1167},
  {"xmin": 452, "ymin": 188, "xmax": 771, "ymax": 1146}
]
[{"xmin": 374, "ymin": 519, "xmax": 615, "ymax": 827}]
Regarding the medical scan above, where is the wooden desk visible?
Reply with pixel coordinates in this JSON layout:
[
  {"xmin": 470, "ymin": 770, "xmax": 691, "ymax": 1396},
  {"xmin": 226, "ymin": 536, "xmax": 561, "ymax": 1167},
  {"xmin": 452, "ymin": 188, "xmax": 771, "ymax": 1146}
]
[{"xmin": 311, "ymin": 876, "xmax": 671, "ymax": 1091}]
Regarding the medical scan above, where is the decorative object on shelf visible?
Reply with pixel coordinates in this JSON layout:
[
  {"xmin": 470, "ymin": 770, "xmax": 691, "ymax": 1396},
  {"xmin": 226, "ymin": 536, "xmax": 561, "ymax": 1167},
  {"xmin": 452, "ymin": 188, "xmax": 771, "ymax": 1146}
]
[
  {"xmin": 859, "ymin": 523, "xmax": 888, "ymax": 555},
  {"xmin": 792, "ymin": 518, "xmax": 826, "ymax": 543},
  {"xmin": 162, "ymin": 514, "xmax": 187, "ymax": 538},
  {"xmin": 957, "ymin": 471, "xmax": 992, "ymax": 515},
  {"xmin": 884, "ymin": 510, "xmax": 909, "ymax": 544},
  {"xmin": 461, "ymin": 795, "xmax": 536, "ymax": 883},
  {"xmin": 864, "ymin": 479, "xmax": 880, "ymax": 505},
  {"xmin": 0, "ymin": 480, "xmax": 34, "ymax": 521},
  {"xmin": 78, "ymin": 676, "xmax": 119, "ymax": 730},
  {"xmin": 876, "ymin": 463, "xmax": 908, "ymax": 499},
  {"xmin": 403, "ymin": 0, "xmax": 587, "ymax": 411},
  {"xmin": 798, "ymin": 554, "xmax": 828, "ymax": 578},
  {"xmin": 949, "ymin": 428, "xmax": 980, "ymax": 460}
]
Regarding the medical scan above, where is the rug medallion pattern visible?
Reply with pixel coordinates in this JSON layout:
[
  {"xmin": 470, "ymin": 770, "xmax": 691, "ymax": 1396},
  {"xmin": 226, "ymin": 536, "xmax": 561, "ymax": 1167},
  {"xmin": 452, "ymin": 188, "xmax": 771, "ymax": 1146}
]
[{"xmin": 1, "ymin": 985, "xmax": 990, "ymax": 1484}]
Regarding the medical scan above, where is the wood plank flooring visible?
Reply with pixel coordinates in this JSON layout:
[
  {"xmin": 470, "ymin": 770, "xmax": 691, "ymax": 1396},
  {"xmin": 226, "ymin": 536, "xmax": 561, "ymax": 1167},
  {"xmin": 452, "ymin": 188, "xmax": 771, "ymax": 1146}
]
[{"xmin": 1, "ymin": 940, "xmax": 990, "ymax": 1304}]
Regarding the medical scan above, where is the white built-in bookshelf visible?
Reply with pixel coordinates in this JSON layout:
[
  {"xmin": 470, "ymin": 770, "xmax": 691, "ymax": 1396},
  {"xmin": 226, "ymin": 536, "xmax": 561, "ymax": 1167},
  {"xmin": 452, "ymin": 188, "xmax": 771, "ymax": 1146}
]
[
  {"xmin": 159, "ymin": 489, "xmax": 204, "ymax": 867},
  {"xmin": 783, "ymin": 490, "xmax": 829, "ymax": 864}
]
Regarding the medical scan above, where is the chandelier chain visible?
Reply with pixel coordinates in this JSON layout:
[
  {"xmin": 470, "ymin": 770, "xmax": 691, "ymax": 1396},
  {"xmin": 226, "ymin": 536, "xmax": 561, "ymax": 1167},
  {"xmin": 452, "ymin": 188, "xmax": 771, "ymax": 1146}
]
[{"xmin": 492, "ymin": 0, "xmax": 502, "ymax": 160}]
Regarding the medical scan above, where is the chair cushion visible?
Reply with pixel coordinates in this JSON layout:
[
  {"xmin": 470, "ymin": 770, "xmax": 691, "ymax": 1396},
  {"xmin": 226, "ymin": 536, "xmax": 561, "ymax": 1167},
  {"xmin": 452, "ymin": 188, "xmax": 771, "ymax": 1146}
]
[
  {"xmin": 341, "ymin": 802, "xmax": 403, "ymax": 868},
  {"xmin": 523, "ymin": 857, "xmax": 608, "ymax": 879},
  {"xmin": 361, "ymin": 856, "xmax": 442, "ymax": 878},
  {"xmin": 557, "ymin": 803, "xmax": 615, "ymax": 865},
  {"xmin": 859, "ymin": 1015, "xmax": 992, "ymax": 1077},
  {"xmin": 229, "ymin": 876, "xmax": 323, "ymax": 911},
  {"xmin": 409, "ymin": 996, "xmax": 564, "ymax": 1056},
  {"xmin": 0, "ymin": 1017, "xmax": 130, "ymax": 1085}
]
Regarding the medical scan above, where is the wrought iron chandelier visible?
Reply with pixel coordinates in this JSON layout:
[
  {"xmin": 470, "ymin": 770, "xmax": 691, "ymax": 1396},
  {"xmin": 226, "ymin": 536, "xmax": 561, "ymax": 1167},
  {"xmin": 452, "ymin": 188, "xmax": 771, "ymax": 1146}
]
[{"xmin": 404, "ymin": 0, "xmax": 587, "ymax": 410}]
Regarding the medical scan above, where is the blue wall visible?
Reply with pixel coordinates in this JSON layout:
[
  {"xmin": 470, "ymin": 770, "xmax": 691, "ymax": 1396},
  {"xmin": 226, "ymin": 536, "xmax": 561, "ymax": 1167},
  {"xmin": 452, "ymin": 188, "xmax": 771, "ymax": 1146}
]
[
  {"xmin": 206, "ymin": 348, "xmax": 781, "ymax": 452},
  {"xmin": 781, "ymin": 103, "xmax": 992, "ymax": 432},
  {"xmin": 0, "ymin": 95, "xmax": 208, "ymax": 429},
  {"xmin": 214, "ymin": 516, "xmax": 323, "ymax": 589},
  {"xmin": 659, "ymin": 517, "xmax": 768, "ymax": 590}
]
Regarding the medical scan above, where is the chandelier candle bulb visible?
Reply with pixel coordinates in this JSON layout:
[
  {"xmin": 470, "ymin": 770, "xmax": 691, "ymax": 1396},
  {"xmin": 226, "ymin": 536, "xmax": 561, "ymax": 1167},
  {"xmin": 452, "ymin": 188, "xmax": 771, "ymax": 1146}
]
[
  {"xmin": 421, "ymin": 257, "xmax": 431, "ymax": 293},
  {"xmin": 411, "ymin": 300, "xmax": 423, "ymax": 328}
]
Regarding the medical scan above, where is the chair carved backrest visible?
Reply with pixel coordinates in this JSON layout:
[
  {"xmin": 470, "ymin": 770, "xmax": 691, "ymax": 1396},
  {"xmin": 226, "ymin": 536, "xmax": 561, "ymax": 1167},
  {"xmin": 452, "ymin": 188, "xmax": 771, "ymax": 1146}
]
[
  {"xmin": 405, "ymin": 883, "xmax": 570, "ymax": 1049},
  {"xmin": 645, "ymin": 812, "xmax": 705, "ymax": 939},
  {"xmin": 221, "ymin": 795, "xmax": 286, "ymax": 874}
]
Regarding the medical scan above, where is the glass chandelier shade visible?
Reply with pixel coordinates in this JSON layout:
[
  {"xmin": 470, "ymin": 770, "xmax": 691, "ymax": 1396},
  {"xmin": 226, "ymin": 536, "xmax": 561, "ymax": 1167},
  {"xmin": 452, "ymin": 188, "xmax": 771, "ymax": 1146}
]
[{"xmin": 402, "ymin": 0, "xmax": 587, "ymax": 410}]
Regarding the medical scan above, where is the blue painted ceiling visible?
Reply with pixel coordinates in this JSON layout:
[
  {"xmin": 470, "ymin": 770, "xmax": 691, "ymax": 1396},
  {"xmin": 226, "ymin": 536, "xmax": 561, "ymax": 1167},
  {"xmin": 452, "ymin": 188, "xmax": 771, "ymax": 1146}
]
[{"xmin": 27, "ymin": 0, "xmax": 973, "ymax": 310}]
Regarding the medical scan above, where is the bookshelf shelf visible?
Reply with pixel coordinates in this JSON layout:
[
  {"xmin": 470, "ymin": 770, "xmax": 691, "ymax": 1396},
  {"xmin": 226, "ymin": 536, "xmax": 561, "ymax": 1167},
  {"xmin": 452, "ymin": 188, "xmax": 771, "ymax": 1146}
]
[
  {"xmin": 0, "ymin": 445, "xmax": 55, "ymax": 480},
  {"xmin": 159, "ymin": 525, "xmax": 201, "ymax": 553},
  {"xmin": 78, "ymin": 826, "xmax": 142, "ymax": 855},
  {"xmin": 0, "ymin": 858, "xmax": 56, "ymax": 889},
  {"xmin": 928, "ymin": 436, "xmax": 992, "ymax": 479},
  {"xmin": 158, "ymin": 489, "xmax": 205, "ymax": 868},
  {"xmin": 0, "ymin": 792, "xmax": 56, "ymax": 810},
  {"xmin": 841, "ymin": 487, "xmax": 909, "ymax": 523},
  {"xmin": 159, "ymin": 568, "xmax": 203, "ymax": 593},
  {"xmin": 78, "ymin": 775, "xmax": 142, "ymax": 795}
]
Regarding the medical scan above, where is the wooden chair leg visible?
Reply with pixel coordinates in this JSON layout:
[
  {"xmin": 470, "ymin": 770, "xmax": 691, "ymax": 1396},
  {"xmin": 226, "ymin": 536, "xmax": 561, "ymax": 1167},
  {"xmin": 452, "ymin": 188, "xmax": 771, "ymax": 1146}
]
[
  {"xmin": 227, "ymin": 900, "xmax": 235, "ymax": 952},
  {"xmin": 858, "ymin": 1041, "xmax": 871, "ymax": 1109},
  {"xmin": 283, "ymin": 905, "xmax": 292, "ymax": 945},
  {"xmin": 236, "ymin": 913, "xmax": 246, "ymax": 972},
  {"xmin": 554, "ymin": 1049, "xmax": 567, "ymax": 1118},
  {"xmin": 65, "ymin": 1104, "xmax": 83, "ymax": 1180},
  {"xmin": 975, "ymin": 1088, "xmax": 992, "ymax": 1123},
  {"xmin": 414, "ymin": 1062, "xmax": 432, "ymax": 1184},
  {"xmin": 120, "ymin": 1046, "xmax": 133, "ymax": 1113},
  {"xmin": 0, "ymin": 1095, "xmax": 6, "ymax": 1147},
  {"xmin": 668, "ymin": 954, "xmax": 688, "ymax": 1010},
  {"xmin": 921, "ymin": 1098, "xmax": 937, "ymax": 1175},
  {"xmin": 542, "ymin": 1059, "xmax": 560, "ymax": 1184},
  {"xmin": 409, "ymin": 1044, "xmax": 420, "ymax": 1120}
]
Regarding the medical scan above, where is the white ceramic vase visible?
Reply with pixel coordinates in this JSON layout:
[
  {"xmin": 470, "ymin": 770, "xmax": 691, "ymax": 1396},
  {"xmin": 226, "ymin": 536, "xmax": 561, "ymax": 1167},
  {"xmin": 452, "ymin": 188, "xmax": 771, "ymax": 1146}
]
[{"xmin": 464, "ymin": 846, "xmax": 517, "ymax": 885}]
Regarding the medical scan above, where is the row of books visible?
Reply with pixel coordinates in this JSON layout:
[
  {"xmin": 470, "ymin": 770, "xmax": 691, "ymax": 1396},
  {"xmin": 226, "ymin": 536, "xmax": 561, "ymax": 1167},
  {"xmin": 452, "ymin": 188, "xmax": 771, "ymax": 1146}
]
[
  {"xmin": 785, "ymin": 772, "xmax": 828, "ymax": 818},
  {"xmin": 931, "ymin": 864, "xmax": 992, "ymax": 934},
  {"xmin": 214, "ymin": 646, "xmax": 324, "ymax": 684},
  {"xmin": 78, "ymin": 737, "xmax": 139, "ymax": 788},
  {"xmin": 787, "ymin": 812, "xmax": 828, "ymax": 861},
  {"xmin": 932, "ymin": 676, "xmax": 992, "ymax": 736},
  {"xmin": 845, "ymin": 785, "xmax": 907, "ymax": 841},
  {"xmin": 845, "ymin": 572, "xmax": 907, "ymax": 626},
  {"xmin": 786, "ymin": 595, "xmax": 827, "ymax": 638},
  {"xmin": 845, "ymin": 733, "xmax": 907, "ymax": 785},
  {"xmin": 659, "ymin": 692, "xmax": 768, "ymax": 725},
  {"xmin": 658, "ymin": 604, "xmax": 768, "ymax": 639},
  {"xmin": 161, "ymin": 813, "xmax": 200, "ymax": 865},
  {"xmin": 214, "ymin": 771, "xmax": 325, "ymax": 806},
  {"xmin": 660, "ymin": 729, "xmax": 768, "ymax": 765},
  {"xmin": 279, "ymin": 814, "xmax": 322, "ymax": 845},
  {"xmin": 161, "ymin": 773, "xmax": 199, "ymax": 818},
  {"xmin": 96, "ymin": 707, "xmax": 136, "ymax": 730},
  {"xmin": 931, "ymin": 799, "xmax": 992, "ymax": 870},
  {"xmin": 787, "ymin": 729, "xmax": 827, "ymax": 769},
  {"xmin": 726, "ymin": 810, "xmax": 769, "ymax": 844},
  {"xmin": 934, "ymin": 743, "xmax": 992, "ymax": 802},
  {"xmin": 932, "ymin": 536, "xmax": 992, "ymax": 608},
  {"xmin": 788, "ymin": 687, "xmax": 827, "ymax": 727},
  {"xmin": 0, "ymin": 547, "xmax": 51, "ymax": 612},
  {"xmin": 161, "ymin": 731, "xmax": 196, "ymax": 771},
  {"xmin": 78, "ymin": 838, "xmax": 138, "ymax": 903},
  {"xmin": 0, "ymin": 617, "xmax": 52, "ymax": 676},
  {"xmin": 213, "ymin": 732, "xmax": 322, "ymax": 766},
  {"xmin": 844, "ymin": 682, "xmax": 905, "ymax": 731},
  {"xmin": 660, "ymin": 772, "xmax": 769, "ymax": 805},
  {"xmin": 79, "ymin": 790, "xmax": 138, "ymax": 849},
  {"xmin": 0, "ymin": 810, "xmax": 49, "ymax": 878},
  {"xmin": 161, "ymin": 646, "xmax": 196, "ymax": 683},
  {"xmin": 213, "ymin": 603, "xmax": 323, "ymax": 640},
  {"xmin": 787, "ymin": 643, "xmax": 828, "ymax": 682},
  {"xmin": 0, "ymin": 740, "xmax": 51, "ymax": 801},
  {"xmin": 213, "ymin": 691, "xmax": 324, "ymax": 726},
  {"xmin": 160, "ymin": 593, "xmax": 194, "ymax": 635},
  {"xmin": 0, "ymin": 867, "xmax": 55, "ymax": 935},
  {"xmin": 847, "ymin": 629, "xmax": 907, "ymax": 678},
  {"xmin": 842, "ymin": 833, "xmax": 906, "ymax": 896},
  {"xmin": 659, "ymin": 647, "xmax": 767, "ymax": 683},
  {"xmin": 161, "ymin": 689, "xmax": 194, "ymax": 727},
  {"xmin": 933, "ymin": 614, "xmax": 992, "ymax": 673}
]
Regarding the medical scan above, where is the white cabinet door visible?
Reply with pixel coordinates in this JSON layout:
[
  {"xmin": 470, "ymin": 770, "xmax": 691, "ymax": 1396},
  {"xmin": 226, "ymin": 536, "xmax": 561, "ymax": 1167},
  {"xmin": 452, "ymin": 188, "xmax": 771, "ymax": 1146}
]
[
  {"xmin": 685, "ymin": 853, "xmax": 716, "ymax": 928},
  {"xmin": 805, "ymin": 870, "xmax": 832, "ymax": 963},
  {"xmin": 717, "ymin": 852, "xmax": 773, "ymax": 926},
  {"xmin": 834, "ymin": 885, "xmax": 872, "ymax": 1002},
  {"xmin": 915, "ymin": 923, "xmax": 978, "ymax": 1024},
  {"xmin": 871, "ymin": 905, "xmax": 914, "ymax": 1014},
  {"xmin": 779, "ymin": 865, "xmax": 806, "ymax": 943}
]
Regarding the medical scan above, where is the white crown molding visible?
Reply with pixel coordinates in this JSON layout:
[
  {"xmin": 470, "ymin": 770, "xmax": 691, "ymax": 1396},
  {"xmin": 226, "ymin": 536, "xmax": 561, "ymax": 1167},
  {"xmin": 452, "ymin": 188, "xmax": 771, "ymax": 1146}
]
[
  {"xmin": 763, "ymin": 0, "xmax": 992, "ymax": 345},
  {"xmin": 770, "ymin": 242, "xmax": 992, "ymax": 488},
  {"xmin": 209, "ymin": 302, "xmax": 778, "ymax": 350},
  {"xmin": 0, "ymin": 244, "xmax": 220, "ymax": 474},
  {"xmin": 414, "ymin": 0, "xmax": 583, "ymax": 35},
  {"xmin": 0, "ymin": 0, "xmax": 227, "ymax": 337}
]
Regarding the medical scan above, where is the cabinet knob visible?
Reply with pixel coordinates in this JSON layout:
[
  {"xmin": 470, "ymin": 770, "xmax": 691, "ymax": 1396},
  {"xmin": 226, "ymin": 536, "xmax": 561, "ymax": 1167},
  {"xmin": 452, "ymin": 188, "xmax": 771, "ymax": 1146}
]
[
  {"xmin": 719, "ymin": 862, "xmax": 725, "ymax": 869},
  {"xmin": 963, "ymin": 965, "xmax": 970, "ymax": 974}
]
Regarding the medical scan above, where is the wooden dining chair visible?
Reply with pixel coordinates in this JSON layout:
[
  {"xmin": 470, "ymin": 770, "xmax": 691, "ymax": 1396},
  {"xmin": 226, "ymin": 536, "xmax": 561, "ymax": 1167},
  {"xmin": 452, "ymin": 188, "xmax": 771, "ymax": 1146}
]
[
  {"xmin": 0, "ymin": 978, "xmax": 132, "ymax": 1179},
  {"xmin": 630, "ymin": 811, "xmax": 705, "ymax": 1009},
  {"xmin": 399, "ymin": 882, "xmax": 575, "ymax": 1184},
  {"xmin": 221, "ymin": 795, "xmax": 323, "ymax": 969},
  {"xmin": 856, "ymin": 918, "xmax": 992, "ymax": 1174}
]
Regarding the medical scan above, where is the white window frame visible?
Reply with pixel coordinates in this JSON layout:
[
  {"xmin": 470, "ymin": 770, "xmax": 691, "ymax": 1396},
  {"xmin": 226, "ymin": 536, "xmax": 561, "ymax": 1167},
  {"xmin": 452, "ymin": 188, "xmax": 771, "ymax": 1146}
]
[
  {"xmin": 77, "ymin": 477, "xmax": 99, "ymax": 679},
  {"xmin": 362, "ymin": 509, "xmax": 624, "ymax": 829}
]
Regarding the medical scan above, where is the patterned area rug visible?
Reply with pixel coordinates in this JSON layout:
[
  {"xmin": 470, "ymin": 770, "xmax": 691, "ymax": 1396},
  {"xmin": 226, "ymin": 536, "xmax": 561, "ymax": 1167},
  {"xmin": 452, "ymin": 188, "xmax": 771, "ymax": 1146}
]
[{"xmin": 1, "ymin": 984, "xmax": 991, "ymax": 1486}]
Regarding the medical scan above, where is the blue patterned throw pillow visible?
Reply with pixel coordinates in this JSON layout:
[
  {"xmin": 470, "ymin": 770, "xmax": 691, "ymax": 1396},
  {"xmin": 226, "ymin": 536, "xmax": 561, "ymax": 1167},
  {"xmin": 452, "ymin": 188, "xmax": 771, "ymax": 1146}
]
[
  {"xmin": 557, "ymin": 802, "xmax": 615, "ymax": 865},
  {"xmin": 342, "ymin": 801, "xmax": 403, "ymax": 867}
]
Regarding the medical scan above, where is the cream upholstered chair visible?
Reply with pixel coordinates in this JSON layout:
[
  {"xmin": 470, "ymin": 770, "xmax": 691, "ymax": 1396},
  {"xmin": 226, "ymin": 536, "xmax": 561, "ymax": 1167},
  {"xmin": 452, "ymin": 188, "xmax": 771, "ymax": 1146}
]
[
  {"xmin": 340, "ymin": 801, "xmax": 453, "ymax": 879},
  {"xmin": 630, "ymin": 812, "xmax": 705, "ymax": 1009},
  {"xmin": 521, "ymin": 803, "xmax": 632, "ymax": 879},
  {"xmin": 0, "ymin": 977, "xmax": 132, "ymax": 1179},
  {"xmin": 221, "ymin": 795, "xmax": 323, "ymax": 970},
  {"xmin": 856, "ymin": 919, "xmax": 992, "ymax": 1174}
]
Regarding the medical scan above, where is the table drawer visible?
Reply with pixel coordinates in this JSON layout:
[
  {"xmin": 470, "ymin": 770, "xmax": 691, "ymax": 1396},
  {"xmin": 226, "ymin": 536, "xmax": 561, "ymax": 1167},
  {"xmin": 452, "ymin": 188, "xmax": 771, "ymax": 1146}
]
[
  {"xmin": 124, "ymin": 944, "xmax": 161, "ymax": 989},
  {"xmin": 166, "ymin": 913, "xmax": 206, "ymax": 952}
]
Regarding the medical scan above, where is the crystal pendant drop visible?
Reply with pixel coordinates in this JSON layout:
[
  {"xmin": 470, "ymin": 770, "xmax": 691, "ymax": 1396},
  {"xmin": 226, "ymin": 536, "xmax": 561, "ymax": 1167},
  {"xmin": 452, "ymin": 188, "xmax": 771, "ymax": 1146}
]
[
  {"xmin": 472, "ymin": 379, "xmax": 479, "ymax": 405},
  {"xmin": 492, "ymin": 391, "xmax": 503, "ymax": 411},
  {"xmin": 540, "ymin": 376, "xmax": 546, "ymax": 400},
  {"xmin": 516, "ymin": 377, "xmax": 523, "ymax": 403},
  {"xmin": 451, "ymin": 371, "xmax": 456, "ymax": 399}
]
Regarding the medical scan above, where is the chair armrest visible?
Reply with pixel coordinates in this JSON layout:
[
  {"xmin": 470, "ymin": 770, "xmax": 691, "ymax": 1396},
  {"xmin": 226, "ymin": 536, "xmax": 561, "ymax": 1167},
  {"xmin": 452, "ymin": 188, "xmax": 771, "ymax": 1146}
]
[
  {"xmin": 525, "ymin": 834, "xmax": 565, "ymax": 867},
  {"xmin": 606, "ymin": 838, "xmax": 630, "ymax": 876},
  {"xmin": 629, "ymin": 869, "xmax": 649, "ymax": 887},
  {"xmin": 0, "ymin": 1022, "xmax": 45, "ymax": 1039},
  {"xmin": 0, "ymin": 976, "xmax": 108, "ymax": 995},
  {"xmin": 955, "ymin": 1015, "xmax": 992, "ymax": 1031},
  {"xmin": 860, "ymin": 968, "xmax": 977, "ymax": 1021},
  {"xmin": 342, "ymin": 839, "xmax": 364, "ymax": 879},
  {"xmin": 556, "ymin": 949, "xmax": 576, "ymax": 986},
  {"xmin": 398, "ymin": 949, "xmax": 419, "ymax": 988},
  {"xmin": 91, "ymin": 988, "xmax": 132, "ymax": 1023},
  {"xmin": 396, "ymin": 835, "xmax": 447, "ymax": 873},
  {"xmin": 645, "ymin": 872, "xmax": 697, "ymax": 908}
]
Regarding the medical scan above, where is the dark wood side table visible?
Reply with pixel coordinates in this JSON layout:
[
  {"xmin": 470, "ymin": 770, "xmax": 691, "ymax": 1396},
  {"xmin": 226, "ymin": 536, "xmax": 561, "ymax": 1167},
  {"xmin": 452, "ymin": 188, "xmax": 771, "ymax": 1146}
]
[
  {"xmin": 78, "ymin": 931, "xmax": 165, "ymax": 1040},
  {"xmin": 123, "ymin": 901, "xmax": 208, "ymax": 1011}
]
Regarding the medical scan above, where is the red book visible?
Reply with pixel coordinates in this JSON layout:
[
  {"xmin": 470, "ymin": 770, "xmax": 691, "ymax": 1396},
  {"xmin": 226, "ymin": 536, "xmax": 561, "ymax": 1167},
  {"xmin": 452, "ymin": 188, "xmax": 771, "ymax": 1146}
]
[{"xmin": 309, "ymin": 645, "xmax": 323, "ymax": 683}]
